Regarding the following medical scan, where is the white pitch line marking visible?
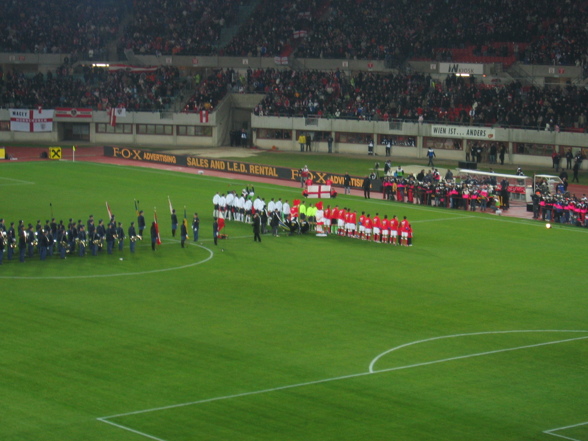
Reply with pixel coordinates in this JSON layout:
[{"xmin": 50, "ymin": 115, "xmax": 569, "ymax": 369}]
[
  {"xmin": 98, "ymin": 330, "xmax": 588, "ymax": 433},
  {"xmin": 0, "ymin": 242, "xmax": 214, "ymax": 280},
  {"xmin": 97, "ymin": 418, "xmax": 168, "ymax": 441},
  {"xmin": 0, "ymin": 176, "xmax": 35, "ymax": 186},
  {"xmin": 369, "ymin": 329, "xmax": 588, "ymax": 372},
  {"xmin": 544, "ymin": 421, "xmax": 588, "ymax": 441}
]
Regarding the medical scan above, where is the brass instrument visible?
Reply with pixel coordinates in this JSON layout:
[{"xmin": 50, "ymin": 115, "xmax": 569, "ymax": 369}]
[
  {"xmin": 130, "ymin": 235, "xmax": 142, "ymax": 242},
  {"xmin": 92, "ymin": 239, "xmax": 104, "ymax": 249}
]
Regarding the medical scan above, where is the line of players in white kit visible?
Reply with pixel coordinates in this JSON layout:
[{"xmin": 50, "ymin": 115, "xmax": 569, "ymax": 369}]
[
  {"xmin": 212, "ymin": 190, "xmax": 414, "ymax": 246},
  {"xmin": 212, "ymin": 189, "xmax": 291, "ymax": 223}
]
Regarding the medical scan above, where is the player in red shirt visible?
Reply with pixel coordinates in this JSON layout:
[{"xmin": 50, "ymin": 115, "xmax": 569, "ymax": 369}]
[
  {"xmin": 372, "ymin": 213, "xmax": 381, "ymax": 242},
  {"xmin": 363, "ymin": 214, "xmax": 372, "ymax": 241},
  {"xmin": 390, "ymin": 215, "xmax": 399, "ymax": 246},
  {"xmin": 337, "ymin": 206, "xmax": 346, "ymax": 236},
  {"xmin": 407, "ymin": 223, "xmax": 413, "ymax": 246},
  {"xmin": 358, "ymin": 211, "xmax": 366, "ymax": 240},
  {"xmin": 349, "ymin": 210, "xmax": 358, "ymax": 238},
  {"xmin": 399, "ymin": 216, "xmax": 409, "ymax": 246},
  {"xmin": 331, "ymin": 205, "xmax": 339, "ymax": 234},
  {"xmin": 380, "ymin": 215, "xmax": 390, "ymax": 244},
  {"xmin": 324, "ymin": 205, "xmax": 331, "ymax": 235},
  {"xmin": 344, "ymin": 209, "xmax": 352, "ymax": 237}
]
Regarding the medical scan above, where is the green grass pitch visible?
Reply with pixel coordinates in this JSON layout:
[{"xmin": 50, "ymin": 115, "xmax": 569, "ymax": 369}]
[{"xmin": 1, "ymin": 160, "xmax": 587, "ymax": 441}]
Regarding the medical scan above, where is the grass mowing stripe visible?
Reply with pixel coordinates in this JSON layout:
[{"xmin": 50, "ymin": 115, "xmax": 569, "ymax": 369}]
[{"xmin": 99, "ymin": 332, "xmax": 588, "ymax": 422}]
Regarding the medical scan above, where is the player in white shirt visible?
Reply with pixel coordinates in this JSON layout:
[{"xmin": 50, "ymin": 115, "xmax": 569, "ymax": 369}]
[
  {"xmin": 244, "ymin": 199, "xmax": 253, "ymax": 223},
  {"xmin": 282, "ymin": 200, "xmax": 291, "ymax": 220},
  {"xmin": 225, "ymin": 191, "xmax": 235, "ymax": 220},
  {"xmin": 236, "ymin": 195, "xmax": 245, "ymax": 222},
  {"xmin": 275, "ymin": 198, "xmax": 283, "ymax": 219},
  {"xmin": 267, "ymin": 198, "xmax": 276, "ymax": 214},
  {"xmin": 219, "ymin": 194, "xmax": 227, "ymax": 218},
  {"xmin": 253, "ymin": 196, "xmax": 262, "ymax": 213},
  {"xmin": 212, "ymin": 192, "xmax": 220, "ymax": 217}
]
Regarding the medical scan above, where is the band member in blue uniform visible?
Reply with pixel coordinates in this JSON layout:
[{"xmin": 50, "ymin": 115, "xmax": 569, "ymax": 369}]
[
  {"xmin": 78, "ymin": 225, "xmax": 87, "ymax": 257},
  {"xmin": 171, "ymin": 209, "xmax": 178, "ymax": 237},
  {"xmin": 116, "ymin": 222, "xmax": 125, "ymax": 251},
  {"xmin": 128, "ymin": 221, "xmax": 138, "ymax": 253}
]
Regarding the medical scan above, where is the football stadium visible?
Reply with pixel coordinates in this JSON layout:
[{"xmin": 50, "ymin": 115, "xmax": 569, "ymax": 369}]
[{"xmin": 1, "ymin": 0, "xmax": 588, "ymax": 440}]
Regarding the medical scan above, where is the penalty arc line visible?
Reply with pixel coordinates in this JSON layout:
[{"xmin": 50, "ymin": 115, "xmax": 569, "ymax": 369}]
[
  {"xmin": 369, "ymin": 329, "xmax": 588, "ymax": 373},
  {"xmin": 98, "ymin": 332, "xmax": 588, "ymax": 424}
]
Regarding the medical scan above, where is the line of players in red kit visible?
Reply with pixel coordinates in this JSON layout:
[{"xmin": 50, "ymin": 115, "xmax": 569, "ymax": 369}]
[{"xmin": 321, "ymin": 206, "xmax": 413, "ymax": 246}]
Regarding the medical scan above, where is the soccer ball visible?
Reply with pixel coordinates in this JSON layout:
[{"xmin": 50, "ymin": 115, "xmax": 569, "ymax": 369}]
[
  {"xmin": 546, "ymin": 223, "xmax": 551, "ymax": 229},
  {"xmin": 119, "ymin": 257, "xmax": 124, "ymax": 261}
]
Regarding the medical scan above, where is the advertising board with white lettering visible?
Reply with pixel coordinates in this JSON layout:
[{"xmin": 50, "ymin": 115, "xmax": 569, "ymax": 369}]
[
  {"xmin": 430, "ymin": 125, "xmax": 495, "ymax": 140},
  {"xmin": 103, "ymin": 146, "xmax": 365, "ymax": 189},
  {"xmin": 439, "ymin": 63, "xmax": 484, "ymax": 75}
]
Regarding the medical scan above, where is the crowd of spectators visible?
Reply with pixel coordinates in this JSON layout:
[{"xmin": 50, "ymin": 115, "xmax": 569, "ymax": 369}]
[
  {"xmin": 2, "ymin": 63, "xmax": 588, "ymax": 132},
  {"xmin": 0, "ymin": 0, "xmax": 587, "ymax": 68},
  {"xmin": 296, "ymin": 0, "xmax": 588, "ymax": 67},
  {"xmin": 120, "ymin": 0, "xmax": 246, "ymax": 56},
  {"xmin": 0, "ymin": 65, "xmax": 184, "ymax": 111},
  {"xmin": 182, "ymin": 69, "xmax": 238, "ymax": 112},
  {"xmin": 0, "ymin": 0, "xmax": 127, "ymax": 58},
  {"xmin": 248, "ymin": 69, "xmax": 588, "ymax": 131},
  {"xmin": 221, "ymin": 0, "xmax": 319, "ymax": 57}
]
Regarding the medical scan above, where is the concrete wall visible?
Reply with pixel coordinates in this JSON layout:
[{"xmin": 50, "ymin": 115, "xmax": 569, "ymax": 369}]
[{"xmin": 2, "ymin": 100, "xmax": 588, "ymax": 169}]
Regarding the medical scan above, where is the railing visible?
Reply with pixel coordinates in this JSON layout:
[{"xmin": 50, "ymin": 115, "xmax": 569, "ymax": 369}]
[{"xmin": 253, "ymin": 112, "xmax": 586, "ymax": 133}]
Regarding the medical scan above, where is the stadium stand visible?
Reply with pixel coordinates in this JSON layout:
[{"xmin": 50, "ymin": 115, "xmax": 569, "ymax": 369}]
[{"xmin": 0, "ymin": 0, "xmax": 126, "ymax": 58}]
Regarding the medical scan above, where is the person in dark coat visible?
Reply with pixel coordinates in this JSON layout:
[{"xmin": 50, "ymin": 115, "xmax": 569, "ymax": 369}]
[
  {"xmin": 150, "ymin": 222, "xmax": 158, "ymax": 251},
  {"xmin": 212, "ymin": 218, "xmax": 219, "ymax": 246},
  {"xmin": 253, "ymin": 212, "xmax": 262, "ymax": 242},
  {"xmin": 362, "ymin": 175, "xmax": 371, "ymax": 199}
]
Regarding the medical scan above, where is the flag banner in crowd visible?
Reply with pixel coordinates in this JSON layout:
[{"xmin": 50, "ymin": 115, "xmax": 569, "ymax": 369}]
[
  {"xmin": 107, "ymin": 64, "xmax": 159, "ymax": 74},
  {"xmin": 168, "ymin": 196, "xmax": 174, "ymax": 215},
  {"xmin": 106, "ymin": 201, "xmax": 113, "ymax": 220},
  {"xmin": 306, "ymin": 185, "xmax": 332, "ymax": 199},
  {"xmin": 293, "ymin": 30, "xmax": 308, "ymax": 39},
  {"xmin": 9, "ymin": 109, "xmax": 54, "ymax": 132},
  {"xmin": 274, "ymin": 56, "xmax": 289, "ymax": 65},
  {"xmin": 55, "ymin": 108, "xmax": 93, "ymax": 118},
  {"xmin": 109, "ymin": 107, "xmax": 127, "ymax": 126},
  {"xmin": 154, "ymin": 209, "xmax": 162, "ymax": 245},
  {"xmin": 199, "ymin": 110, "xmax": 209, "ymax": 123}
]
